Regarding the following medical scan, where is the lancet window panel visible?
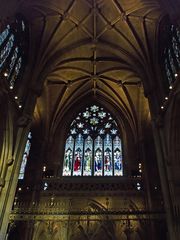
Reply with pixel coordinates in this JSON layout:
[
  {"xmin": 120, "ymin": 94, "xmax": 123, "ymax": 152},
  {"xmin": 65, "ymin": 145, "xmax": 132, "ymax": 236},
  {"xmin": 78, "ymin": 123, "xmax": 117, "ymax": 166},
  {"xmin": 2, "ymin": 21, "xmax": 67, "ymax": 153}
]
[
  {"xmin": 18, "ymin": 132, "xmax": 32, "ymax": 180},
  {"xmin": 83, "ymin": 136, "xmax": 93, "ymax": 176},
  {"xmin": 62, "ymin": 105, "xmax": 123, "ymax": 177},
  {"xmin": 0, "ymin": 17, "xmax": 27, "ymax": 89},
  {"xmin": 163, "ymin": 24, "xmax": 180, "ymax": 85}
]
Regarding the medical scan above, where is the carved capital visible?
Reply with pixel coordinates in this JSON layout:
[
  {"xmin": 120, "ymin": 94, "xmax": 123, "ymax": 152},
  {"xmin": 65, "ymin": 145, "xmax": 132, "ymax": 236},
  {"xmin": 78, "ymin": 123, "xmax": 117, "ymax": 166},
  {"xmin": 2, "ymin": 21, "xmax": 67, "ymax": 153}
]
[{"xmin": 7, "ymin": 158, "xmax": 14, "ymax": 166}]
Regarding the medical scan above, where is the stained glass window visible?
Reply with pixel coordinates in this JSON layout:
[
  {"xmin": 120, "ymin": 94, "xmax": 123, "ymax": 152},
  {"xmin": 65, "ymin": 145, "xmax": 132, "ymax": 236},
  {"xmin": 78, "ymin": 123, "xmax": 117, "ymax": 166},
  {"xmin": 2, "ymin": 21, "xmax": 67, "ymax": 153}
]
[
  {"xmin": 83, "ymin": 136, "xmax": 93, "ymax": 176},
  {"xmin": 163, "ymin": 24, "xmax": 180, "ymax": 85},
  {"xmin": 73, "ymin": 134, "xmax": 83, "ymax": 176},
  {"xmin": 63, "ymin": 104, "xmax": 123, "ymax": 177},
  {"xmin": 0, "ymin": 16, "xmax": 27, "ymax": 89},
  {"xmin": 104, "ymin": 134, "xmax": 113, "ymax": 176},
  {"xmin": 0, "ymin": 25, "xmax": 10, "ymax": 45},
  {"xmin": 18, "ymin": 132, "xmax": 32, "ymax": 180},
  {"xmin": 94, "ymin": 136, "xmax": 103, "ymax": 176},
  {"xmin": 113, "ymin": 136, "xmax": 123, "ymax": 176},
  {"xmin": 63, "ymin": 136, "xmax": 74, "ymax": 176}
]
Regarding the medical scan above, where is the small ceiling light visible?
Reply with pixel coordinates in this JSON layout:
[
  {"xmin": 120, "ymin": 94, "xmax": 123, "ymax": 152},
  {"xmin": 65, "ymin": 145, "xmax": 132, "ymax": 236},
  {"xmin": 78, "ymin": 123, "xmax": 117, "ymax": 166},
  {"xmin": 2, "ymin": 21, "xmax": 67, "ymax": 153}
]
[
  {"xmin": 165, "ymin": 97, "xmax": 168, "ymax": 100},
  {"xmin": 18, "ymin": 105, "xmax": 22, "ymax": 109},
  {"xmin": 3, "ymin": 72, "xmax": 8, "ymax": 77},
  {"xmin": 169, "ymin": 85, "xmax": 173, "ymax": 89},
  {"xmin": 14, "ymin": 96, "xmax": 18, "ymax": 99},
  {"xmin": 161, "ymin": 106, "xmax": 164, "ymax": 109},
  {"xmin": 9, "ymin": 86, "xmax": 13, "ymax": 89},
  {"xmin": 175, "ymin": 73, "xmax": 178, "ymax": 77}
]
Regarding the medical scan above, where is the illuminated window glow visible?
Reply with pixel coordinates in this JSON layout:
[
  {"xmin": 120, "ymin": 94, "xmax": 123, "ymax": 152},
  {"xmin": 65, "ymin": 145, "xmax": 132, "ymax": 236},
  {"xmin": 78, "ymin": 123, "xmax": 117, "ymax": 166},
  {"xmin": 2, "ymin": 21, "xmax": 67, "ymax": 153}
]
[
  {"xmin": 163, "ymin": 24, "xmax": 180, "ymax": 85},
  {"xmin": 18, "ymin": 132, "xmax": 32, "ymax": 179},
  {"xmin": 0, "ymin": 17, "xmax": 27, "ymax": 89},
  {"xmin": 63, "ymin": 105, "xmax": 123, "ymax": 177}
]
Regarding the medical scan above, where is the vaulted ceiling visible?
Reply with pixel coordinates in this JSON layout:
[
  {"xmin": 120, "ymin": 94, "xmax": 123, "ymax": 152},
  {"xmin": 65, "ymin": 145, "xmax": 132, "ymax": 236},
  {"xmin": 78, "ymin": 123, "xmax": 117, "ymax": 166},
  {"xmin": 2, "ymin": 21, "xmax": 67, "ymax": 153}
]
[{"xmin": 18, "ymin": 0, "xmax": 166, "ymax": 139}]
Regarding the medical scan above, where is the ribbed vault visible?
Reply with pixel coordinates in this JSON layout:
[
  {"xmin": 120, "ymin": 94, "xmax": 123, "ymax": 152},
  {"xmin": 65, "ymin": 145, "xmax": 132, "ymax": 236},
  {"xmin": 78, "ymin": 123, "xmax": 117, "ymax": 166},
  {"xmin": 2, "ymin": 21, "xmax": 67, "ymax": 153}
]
[{"xmin": 18, "ymin": 0, "xmax": 165, "ymax": 141}]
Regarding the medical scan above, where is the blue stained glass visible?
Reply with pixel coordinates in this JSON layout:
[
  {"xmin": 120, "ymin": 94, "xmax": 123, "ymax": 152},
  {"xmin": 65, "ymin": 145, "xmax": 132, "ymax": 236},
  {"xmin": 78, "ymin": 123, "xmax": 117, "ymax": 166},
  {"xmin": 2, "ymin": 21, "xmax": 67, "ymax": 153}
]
[
  {"xmin": 83, "ymin": 136, "xmax": 92, "ymax": 176},
  {"xmin": 16, "ymin": 56, "xmax": 22, "ymax": 73},
  {"xmin": 104, "ymin": 134, "xmax": 113, "ymax": 176},
  {"xmin": 94, "ymin": 136, "xmax": 103, "ymax": 176},
  {"xmin": 0, "ymin": 34, "xmax": 14, "ymax": 68},
  {"xmin": 113, "ymin": 136, "xmax": 123, "ymax": 176},
  {"xmin": 164, "ymin": 25, "xmax": 180, "ymax": 85},
  {"xmin": 168, "ymin": 49, "xmax": 176, "ymax": 75},
  {"xmin": 63, "ymin": 136, "xmax": 74, "ymax": 176},
  {"xmin": 18, "ymin": 132, "xmax": 32, "ymax": 179},
  {"xmin": 172, "ymin": 37, "xmax": 180, "ymax": 67},
  {"xmin": 165, "ymin": 59, "xmax": 173, "ymax": 84},
  {"xmin": 0, "ymin": 25, "xmax": 10, "ymax": 46},
  {"xmin": 99, "ymin": 129, "xmax": 105, "ymax": 135},
  {"xmin": 177, "ymin": 28, "xmax": 180, "ymax": 42},
  {"xmin": 10, "ymin": 57, "xmax": 22, "ymax": 88},
  {"xmin": 83, "ymin": 129, "xmax": 89, "ymax": 134},
  {"xmin": 0, "ymin": 18, "xmax": 27, "ymax": 91},
  {"xmin": 9, "ymin": 47, "xmax": 18, "ymax": 75},
  {"xmin": 73, "ymin": 134, "xmax": 83, "ymax": 176}
]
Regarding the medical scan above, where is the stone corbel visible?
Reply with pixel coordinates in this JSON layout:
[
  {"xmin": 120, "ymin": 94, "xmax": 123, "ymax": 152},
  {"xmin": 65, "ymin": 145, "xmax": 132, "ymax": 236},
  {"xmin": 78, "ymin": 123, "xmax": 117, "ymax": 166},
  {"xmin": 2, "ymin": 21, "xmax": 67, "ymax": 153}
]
[{"xmin": 6, "ymin": 158, "xmax": 14, "ymax": 166}]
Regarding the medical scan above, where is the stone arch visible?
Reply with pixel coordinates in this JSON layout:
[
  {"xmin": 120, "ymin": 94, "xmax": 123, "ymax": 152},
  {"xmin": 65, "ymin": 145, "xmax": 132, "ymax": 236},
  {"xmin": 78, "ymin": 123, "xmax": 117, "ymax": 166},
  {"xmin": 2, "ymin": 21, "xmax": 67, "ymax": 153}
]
[
  {"xmin": 51, "ymin": 94, "xmax": 137, "ymax": 177},
  {"xmin": 33, "ymin": 221, "xmax": 63, "ymax": 240},
  {"xmin": 118, "ymin": 232, "xmax": 127, "ymax": 240},
  {"xmin": 67, "ymin": 198, "xmax": 116, "ymax": 240}
]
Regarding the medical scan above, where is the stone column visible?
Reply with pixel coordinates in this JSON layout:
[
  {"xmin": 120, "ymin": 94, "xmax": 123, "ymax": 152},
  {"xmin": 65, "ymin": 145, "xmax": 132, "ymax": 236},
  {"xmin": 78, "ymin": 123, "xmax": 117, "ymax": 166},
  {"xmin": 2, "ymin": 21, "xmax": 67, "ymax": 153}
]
[
  {"xmin": 151, "ymin": 117, "xmax": 177, "ymax": 240},
  {"xmin": 0, "ymin": 90, "xmax": 38, "ymax": 239}
]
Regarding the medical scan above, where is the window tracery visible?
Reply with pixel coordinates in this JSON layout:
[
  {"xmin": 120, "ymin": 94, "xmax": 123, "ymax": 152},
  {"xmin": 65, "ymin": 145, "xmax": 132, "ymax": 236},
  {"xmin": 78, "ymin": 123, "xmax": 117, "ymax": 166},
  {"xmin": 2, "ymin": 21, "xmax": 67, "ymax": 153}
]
[
  {"xmin": 163, "ymin": 24, "xmax": 180, "ymax": 85},
  {"xmin": 63, "ymin": 104, "xmax": 123, "ymax": 177},
  {"xmin": 0, "ymin": 16, "xmax": 27, "ymax": 89}
]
